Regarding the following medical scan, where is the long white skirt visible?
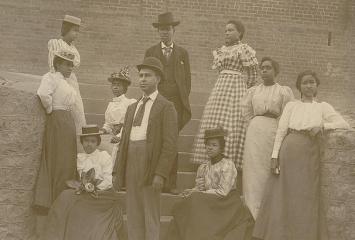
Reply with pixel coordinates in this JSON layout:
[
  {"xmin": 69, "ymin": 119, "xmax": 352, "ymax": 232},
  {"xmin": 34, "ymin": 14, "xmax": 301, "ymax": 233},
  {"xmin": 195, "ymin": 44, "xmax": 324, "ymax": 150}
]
[{"xmin": 242, "ymin": 116, "xmax": 277, "ymax": 219}]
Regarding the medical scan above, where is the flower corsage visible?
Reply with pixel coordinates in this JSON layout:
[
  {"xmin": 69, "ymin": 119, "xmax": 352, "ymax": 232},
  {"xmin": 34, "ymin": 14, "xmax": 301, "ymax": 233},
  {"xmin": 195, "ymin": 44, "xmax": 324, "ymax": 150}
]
[{"xmin": 66, "ymin": 168, "xmax": 103, "ymax": 198}]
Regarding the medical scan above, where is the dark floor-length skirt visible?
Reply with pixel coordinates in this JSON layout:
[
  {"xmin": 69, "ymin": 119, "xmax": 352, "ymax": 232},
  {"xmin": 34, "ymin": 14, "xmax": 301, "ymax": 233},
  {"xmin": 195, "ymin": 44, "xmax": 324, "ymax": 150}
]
[
  {"xmin": 253, "ymin": 132, "xmax": 328, "ymax": 240},
  {"xmin": 169, "ymin": 190, "xmax": 254, "ymax": 240},
  {"xmin": 33, "ymin": 110, "xmax": 77, "ymax": 210},
  {"xmin": 40, "ymin": 189, "xmax": 123, "ymax": 240}
]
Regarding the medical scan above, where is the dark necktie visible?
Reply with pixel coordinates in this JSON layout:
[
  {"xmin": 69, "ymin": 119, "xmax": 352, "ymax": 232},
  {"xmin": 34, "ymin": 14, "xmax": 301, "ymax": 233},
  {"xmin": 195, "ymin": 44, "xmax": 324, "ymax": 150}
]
[{"xmin": 132, "ymin": 96, "xmax": 150, "ymax": 127}]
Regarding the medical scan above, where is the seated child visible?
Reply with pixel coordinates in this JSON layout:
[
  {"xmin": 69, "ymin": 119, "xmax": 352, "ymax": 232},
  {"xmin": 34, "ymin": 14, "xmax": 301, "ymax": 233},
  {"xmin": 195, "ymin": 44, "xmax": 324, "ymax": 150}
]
[
  {"xmin": 40, "ymin": 125, "xmax": 123, "ymax": 240},
  {"xmin": 169, "ymin": 127, "xmax": 254, "ymax": 240},
  {"xmin": 101, "ymin": 66, "xmax": 136, "ymax": 163}
]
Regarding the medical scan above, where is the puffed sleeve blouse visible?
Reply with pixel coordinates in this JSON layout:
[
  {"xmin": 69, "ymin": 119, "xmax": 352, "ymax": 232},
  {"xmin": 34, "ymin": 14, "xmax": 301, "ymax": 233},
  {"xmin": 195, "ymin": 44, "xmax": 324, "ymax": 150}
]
[
  {"xmin": 37, "ymin": 72, "xmax": 77, "ymax": 114},
  {"xmin": 242, "ymin": 83, "xmax": 294, "ymax": 122},
  {"xmin": 194, "ymin": 157, "xmax": 238, "ymax": 197},
  {"xmin": 102, "ymin": 95, "xmax": 137, "ymax": 134},
  {"xmin": 271, "ymin": 100, "xmax": 350, "ymax": 158},
  {"xmin": 212, "ymin": 42, "xmax": 258, "ymax": 87},
  {"xmin": 77, "ymin": 149, "xmax": 113, "ymax": 190}
]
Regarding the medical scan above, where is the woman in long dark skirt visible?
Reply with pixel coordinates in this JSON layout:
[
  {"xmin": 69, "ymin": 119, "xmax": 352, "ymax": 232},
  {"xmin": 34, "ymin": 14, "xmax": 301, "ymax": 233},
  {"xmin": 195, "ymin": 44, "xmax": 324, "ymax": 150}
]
[
  {"xmin": 33, "ymin": 49, "xmax": 79, "ymax": 213},
  {"xmin": 253, "ymin": 70, "xmax": 350, "ymax": 240},
  {"xmin": 169, "ymin": 128, "xmax": 254, "ymax": 240}
]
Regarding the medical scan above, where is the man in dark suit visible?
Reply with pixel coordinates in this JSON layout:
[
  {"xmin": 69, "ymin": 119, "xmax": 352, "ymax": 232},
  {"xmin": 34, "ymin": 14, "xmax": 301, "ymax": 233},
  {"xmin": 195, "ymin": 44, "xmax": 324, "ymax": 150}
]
[
  {"xmin": 145, "ymin": 12, "xmax": 191, "ymax": 194},
  {"xmin": 113, "ymin": 57, "xmax": 178, "ymax": 240}
]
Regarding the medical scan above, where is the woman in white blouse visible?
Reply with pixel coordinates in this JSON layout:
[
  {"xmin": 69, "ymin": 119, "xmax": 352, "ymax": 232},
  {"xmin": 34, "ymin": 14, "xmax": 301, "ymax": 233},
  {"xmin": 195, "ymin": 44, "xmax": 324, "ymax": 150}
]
[
  {"xmin": 41, "ymin": 125, "xmax": 123, "ymax": 240},
  {"xmin": 100, "ymin": 67, "xmax": 136, "ymax": 163},
  {"xmin": 47, "ymin": 15, "xmax": 86, "ymax": 134},
  {"xmin": 253, "ymin": 70, "xmax": 350, "ymax": 240},
  {"xmin": 33, "ymin": 50, "xmax": 79, "ymax": 214},
  {"xmin": 242, "ymin": 57, "xmax": 294, "ymax": 219}
]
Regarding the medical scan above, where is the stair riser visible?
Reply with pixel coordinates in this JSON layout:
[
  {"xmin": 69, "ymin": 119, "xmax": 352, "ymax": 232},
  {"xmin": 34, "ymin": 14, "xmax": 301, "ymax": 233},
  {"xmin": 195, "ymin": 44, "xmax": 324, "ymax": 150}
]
[
  {"xmin": 83, "ymin": 98, "xmax": 205, "ymax": 120},
  {"xmin": 121, "ymin": 217, "xmax": 172, "ymax": 240},
  {"xmin": 86, "ymin": 113, "xmax": 200, "ymax": 136},
  {"xmin": 80, "ymin": 84, "xmax": 210, "ymax": 105}
]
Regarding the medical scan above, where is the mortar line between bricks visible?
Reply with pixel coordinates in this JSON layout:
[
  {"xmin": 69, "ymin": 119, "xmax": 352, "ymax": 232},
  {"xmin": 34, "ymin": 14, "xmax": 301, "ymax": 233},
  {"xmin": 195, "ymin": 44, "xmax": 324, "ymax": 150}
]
[{"xmin": 0, "ymin": 150, "xmax": 41, "ymax": 157}]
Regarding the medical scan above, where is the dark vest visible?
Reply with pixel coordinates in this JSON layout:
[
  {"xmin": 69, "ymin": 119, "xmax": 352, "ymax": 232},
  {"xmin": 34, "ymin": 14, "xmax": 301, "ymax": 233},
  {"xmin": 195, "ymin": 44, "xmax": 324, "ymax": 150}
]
[{"xmin": 158, "ymin": 50, "xmax": 179, "ymax": 99}]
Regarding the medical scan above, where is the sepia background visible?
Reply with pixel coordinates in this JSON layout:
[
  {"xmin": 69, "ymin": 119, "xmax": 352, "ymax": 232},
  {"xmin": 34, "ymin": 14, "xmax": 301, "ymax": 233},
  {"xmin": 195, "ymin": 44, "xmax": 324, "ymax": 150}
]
[{"xmin": 0, "ymin": 0, "xmax": 354, "ymax": 239}]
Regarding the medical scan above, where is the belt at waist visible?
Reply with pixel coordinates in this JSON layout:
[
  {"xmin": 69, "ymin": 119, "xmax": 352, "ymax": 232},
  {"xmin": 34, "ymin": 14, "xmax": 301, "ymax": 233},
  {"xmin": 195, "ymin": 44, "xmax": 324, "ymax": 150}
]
[
  {"xmin": 256, "ymin": 112, "xmax": 279, "ymax": 119},
  {"xmin": 53, "ymin": 105, "xmax": 71, "ymax": 111},
  {"xmin": 220, "ymin": 70, "xmax": 242, "ymax": 75},
  {"xmin": 129, "ymin": 140, "xmax": 146, "ymax": 146}
]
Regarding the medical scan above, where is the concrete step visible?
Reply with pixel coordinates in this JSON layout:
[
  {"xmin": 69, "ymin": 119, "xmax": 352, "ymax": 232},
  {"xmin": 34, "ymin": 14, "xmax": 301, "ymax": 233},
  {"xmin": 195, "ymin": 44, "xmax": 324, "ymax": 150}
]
[
  {"xmin": 86, "ymin": 112, "xmax": 200, "ymax": 136},
  {"xmin": 80, "ymin": 83, "xmax": 210, "ymax": 105},
  {"xmin": 117, "ymin": 192, "xmax": 184, "ymax": 216},
  {"xmin": 83, "ymin": 98, "xmax": 205, "ymax": 120},
  {"xmin": 121, "ymin": 215, "xmax": 173, "ymax": 240}
]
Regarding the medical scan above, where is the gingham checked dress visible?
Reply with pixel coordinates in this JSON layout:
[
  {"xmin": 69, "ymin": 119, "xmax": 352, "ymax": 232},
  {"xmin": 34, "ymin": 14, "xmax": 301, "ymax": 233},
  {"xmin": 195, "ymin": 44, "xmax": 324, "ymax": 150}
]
[{"xmin": 192, "ymin": 43, "xmax": 258, "ymax": 169}]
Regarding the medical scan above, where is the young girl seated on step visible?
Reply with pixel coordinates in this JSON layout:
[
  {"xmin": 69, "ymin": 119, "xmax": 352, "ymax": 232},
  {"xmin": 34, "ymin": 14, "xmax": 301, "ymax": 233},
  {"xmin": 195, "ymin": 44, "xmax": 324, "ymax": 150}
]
[
  {"xmin": 168, "ymin": 127, "xmax": 254, "ymax": 240},
  {"xmin": 40, "ymin": 125, "xmax": 123, "ymax": 240},
  {"xmin": 100, "ymin": 66, "xmax": 136, "ymax": 164}
]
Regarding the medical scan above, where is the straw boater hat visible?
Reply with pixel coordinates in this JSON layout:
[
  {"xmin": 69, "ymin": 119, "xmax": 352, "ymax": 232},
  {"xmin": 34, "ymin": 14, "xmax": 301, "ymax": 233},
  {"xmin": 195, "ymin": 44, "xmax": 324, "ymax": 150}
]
[
  {"xmin": 137, "ymin": 57, "xmax": 165, "ymax": 81},
  {"xmin": 61, "ymin": 15, "xmax": 82, "ymax": 26},
  {"xmin": 54, "ymin": 49, "xmax": 75, "ymax": 62},
  {"xmin": 204, "ymin": 127, "xmax": 227, "ymax": 140},
  {"xmin": 79, "ymin": 125, "xmax": 103, "ymax": 137},
  {"xmin": 107, "ymin": 66, "xmax": 131, "ymax": 85},
  {"xmin": 152, "ymin": 12, "xmax": 180, "ymax": 28}
]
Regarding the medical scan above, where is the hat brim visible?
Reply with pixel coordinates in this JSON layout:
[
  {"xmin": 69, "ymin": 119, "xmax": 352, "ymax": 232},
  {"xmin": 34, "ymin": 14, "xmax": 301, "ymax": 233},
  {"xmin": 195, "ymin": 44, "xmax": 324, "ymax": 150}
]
[
  {"xmin": 79, "ymin": 132, "xmax": 103, "ymax": 137},
  {"xmin": 107, "ymin": 77, "xmax": 131, "ymax": 85},
  {"xmin": 53, "ymin": 54, "xmax": 75, "ymax": 63},
  {"xmin": 152, "ymin": 21, "xmax": 180, "ymax": 28},
  {"xmin": 203, "ymin": 134, "xmax": 226, "ymax": 139},
  {"xmin": 137, "ymin": 64, "xmax": 165, "ymax": 81}
]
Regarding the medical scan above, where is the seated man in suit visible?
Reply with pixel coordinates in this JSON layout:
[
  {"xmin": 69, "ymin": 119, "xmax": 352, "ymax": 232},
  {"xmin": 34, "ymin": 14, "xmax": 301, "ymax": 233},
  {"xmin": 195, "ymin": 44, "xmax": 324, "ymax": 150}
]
[
  {"xmin": 113, "ymin": 57, "xmax": 178, "ymax": 240},
  {"xmin": 145, "ymin": 12, "xmax": 192, "ymax": 194}
]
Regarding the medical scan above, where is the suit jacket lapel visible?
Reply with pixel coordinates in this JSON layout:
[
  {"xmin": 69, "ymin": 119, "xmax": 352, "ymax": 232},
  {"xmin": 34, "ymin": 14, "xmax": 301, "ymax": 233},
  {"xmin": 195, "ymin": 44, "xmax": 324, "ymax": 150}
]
[
  {"xmin": 124, "ymin": 101, "xmax": 138, "ymax": 138},
  {"xmin": 147, "ymin": 94, "xmax": 164, "ymax": 135}
]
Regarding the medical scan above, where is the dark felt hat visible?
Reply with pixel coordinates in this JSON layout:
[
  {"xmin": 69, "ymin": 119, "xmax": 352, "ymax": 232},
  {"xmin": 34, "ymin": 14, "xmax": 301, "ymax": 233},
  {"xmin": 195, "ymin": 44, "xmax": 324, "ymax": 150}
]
[
  {"xmin": 137, "ymin": 57, "xmax": 165, "ymax": 80},
  {"xmin": 152, "ymin": 12, "xmax": 180, "ymax": 28},
  {"xmin": 107, "ymin": 66, "xmax": 131, "ymax": 85},
  {"xmin": 204, "ymin": 127, "xmax": 227, "ymax": 139},
  {"xmin": 79, "ymin": 125, "xmax": 103, "ymax": 137}
]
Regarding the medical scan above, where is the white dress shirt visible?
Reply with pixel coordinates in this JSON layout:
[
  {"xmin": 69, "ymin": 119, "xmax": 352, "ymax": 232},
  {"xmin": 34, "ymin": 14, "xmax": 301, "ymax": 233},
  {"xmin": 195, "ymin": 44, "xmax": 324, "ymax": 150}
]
[
  {"xmin": 37, "ymin": 72, "xmax": 77, "ymax": 114},
  {"xmin": 161, "ymin": 41, "xmax": 174, "ymax": 56},
  {"xmin": 130, "ymin": 90, "xmax": 159, "ymax": 141},
  {"xmin": 103, "ymin": 95, "xmax": 136, "ymax": 134},
  {"xmin": 77, "ymin": 149, "xmax": 113, "ymax": 190}
]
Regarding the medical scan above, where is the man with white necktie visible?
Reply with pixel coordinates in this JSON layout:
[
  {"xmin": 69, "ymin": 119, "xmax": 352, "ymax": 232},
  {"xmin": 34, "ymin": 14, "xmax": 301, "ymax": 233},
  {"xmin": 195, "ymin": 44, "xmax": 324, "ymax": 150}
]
[
  {"xmin": 113, "ymin": 57, "xmax": 178, "ymax": 240},
  {"xmin": 145, "ymin": 12, "xmax": 192, "ymax": 194}
]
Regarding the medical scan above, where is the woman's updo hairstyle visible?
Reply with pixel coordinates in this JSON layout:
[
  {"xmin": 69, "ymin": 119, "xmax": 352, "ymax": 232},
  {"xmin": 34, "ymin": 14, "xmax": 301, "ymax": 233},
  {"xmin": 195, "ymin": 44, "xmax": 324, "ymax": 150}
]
[
  {"xmin": 227, "ymin": 20, "xmax": 245, "ymax": 40},
  {"xmin": 260, "ymin": 57, "xmax": 280, "ymax": 76},
  {"xmin": 296, "ymin": 70, "xmax": 320, "ymax": 92}
]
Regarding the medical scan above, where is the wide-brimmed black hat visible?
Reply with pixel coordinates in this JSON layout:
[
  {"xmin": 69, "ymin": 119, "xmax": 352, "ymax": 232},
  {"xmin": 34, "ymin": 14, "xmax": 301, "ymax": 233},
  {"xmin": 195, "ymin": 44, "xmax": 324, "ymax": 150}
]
[
  {"xmin": 79, "ymin": 125, "xmax": 103, "ymax": 137},
  {"xmin": 204, "ymin": 127, "xmax": 227, "ymax": 139},
  {"xmin": 137, "ymin": 57, "xmax": 165, "ymax": 80},
  {"xmin": 152, "ymin": 12, "xmax": 180, "ymax": 28},
  {"xmin": 107, "ymin": 66, "xmax": 131, "ymax": 85}
]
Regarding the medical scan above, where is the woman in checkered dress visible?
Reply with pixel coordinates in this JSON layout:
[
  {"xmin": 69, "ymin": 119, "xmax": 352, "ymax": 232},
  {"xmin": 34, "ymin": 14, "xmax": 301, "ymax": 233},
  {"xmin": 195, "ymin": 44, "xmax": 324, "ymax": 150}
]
[{"xmin": 192, "ymin": 20, "xmax": 258, "ymax": 169}]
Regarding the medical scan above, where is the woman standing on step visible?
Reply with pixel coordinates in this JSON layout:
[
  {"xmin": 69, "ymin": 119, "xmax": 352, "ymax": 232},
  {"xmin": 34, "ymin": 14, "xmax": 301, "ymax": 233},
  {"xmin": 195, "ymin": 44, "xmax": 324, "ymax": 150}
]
[
  {"xmin": 253, "ymin": 70, "xmax": 350, "ymax": 240},
  {"xmin": 34, "ymin": 49, "xmax": 79, "ymax": 213},
  {"xmin": 242, "ymin": 57, "xmax": 294, "ymax": 220},
  {"xmin": 47, "ymin": 15, "xmax": 86, "ymax": 134},
  {"xmin": 192, "ymin": 20, "xmax": 258, "ymax": 171}
]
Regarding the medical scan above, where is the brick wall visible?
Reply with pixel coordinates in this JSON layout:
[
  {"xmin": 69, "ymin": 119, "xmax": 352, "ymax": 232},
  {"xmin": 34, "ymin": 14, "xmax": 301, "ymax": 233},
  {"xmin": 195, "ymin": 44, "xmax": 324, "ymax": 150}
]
[{"xmin": 0, "ymin": 0, "xmax": 354, "ymax": 119}]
